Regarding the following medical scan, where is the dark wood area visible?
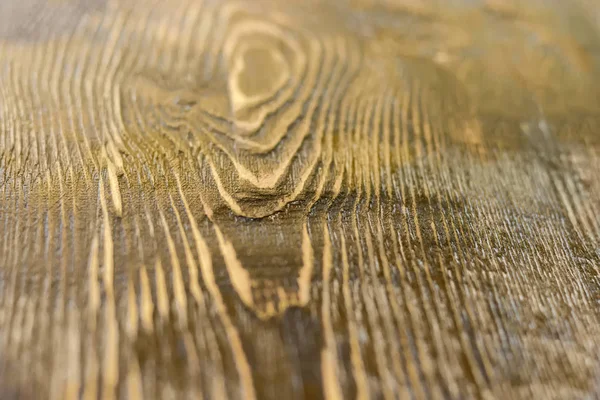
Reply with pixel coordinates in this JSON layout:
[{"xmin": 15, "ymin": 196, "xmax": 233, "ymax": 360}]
[{"xmin": 0, "ymin": 0, "xmax": 599, "ymax": 398}]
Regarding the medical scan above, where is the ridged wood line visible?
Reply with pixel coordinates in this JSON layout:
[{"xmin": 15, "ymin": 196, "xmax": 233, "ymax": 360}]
[{"xmin": 0, "ymin": 0, "xmax": 599, "ymax": 398}]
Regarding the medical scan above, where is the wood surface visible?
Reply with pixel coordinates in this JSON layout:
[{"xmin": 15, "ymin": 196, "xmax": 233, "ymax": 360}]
[{"xmin": 0, "ymin": 0, "xmax": 599, "ymax": 398}]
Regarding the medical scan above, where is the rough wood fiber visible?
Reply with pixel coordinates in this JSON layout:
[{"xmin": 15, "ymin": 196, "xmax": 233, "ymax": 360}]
[{"xmin": 0, "ymin": 0, "xmax": 599, "ymax": 398}]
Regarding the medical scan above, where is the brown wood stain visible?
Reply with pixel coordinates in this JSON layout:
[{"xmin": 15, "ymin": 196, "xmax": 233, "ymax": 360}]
[{"xmin": 0, "ymin": 0, "xmax": 599, "ymax": 398}]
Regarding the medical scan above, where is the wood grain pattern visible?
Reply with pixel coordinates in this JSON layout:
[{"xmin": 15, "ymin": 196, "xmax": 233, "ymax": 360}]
[{"xmin": 0, "ymin": 0, "xmax": 599, "ymax": 398}]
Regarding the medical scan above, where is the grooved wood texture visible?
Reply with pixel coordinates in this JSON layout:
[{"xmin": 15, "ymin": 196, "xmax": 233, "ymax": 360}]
[{"xmin": 1, "ymin": 0, "xmax": 599, "ymax": 398}]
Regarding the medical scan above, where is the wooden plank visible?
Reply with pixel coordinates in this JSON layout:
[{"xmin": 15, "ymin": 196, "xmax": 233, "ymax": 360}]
[{"xmin": 0, "ymin": 0, "xmax": 599, "ymax": 398}]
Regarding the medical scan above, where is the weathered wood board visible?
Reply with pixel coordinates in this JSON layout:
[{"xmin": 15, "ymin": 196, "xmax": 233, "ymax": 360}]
[{"xmin": 0, "ymin": 0, "xmax": 599, "ymax": 398}]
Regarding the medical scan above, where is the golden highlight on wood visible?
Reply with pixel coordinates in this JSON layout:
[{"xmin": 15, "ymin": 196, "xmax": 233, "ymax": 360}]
[{"xmin": 0, "ymin": 0, "xmax": 599, "ymax": 398}]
